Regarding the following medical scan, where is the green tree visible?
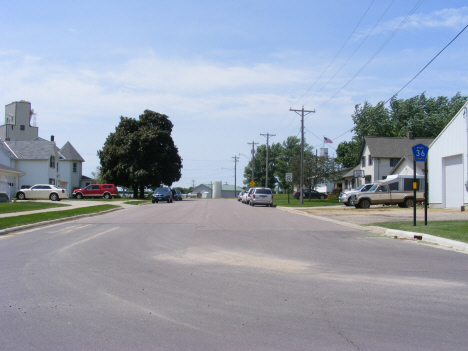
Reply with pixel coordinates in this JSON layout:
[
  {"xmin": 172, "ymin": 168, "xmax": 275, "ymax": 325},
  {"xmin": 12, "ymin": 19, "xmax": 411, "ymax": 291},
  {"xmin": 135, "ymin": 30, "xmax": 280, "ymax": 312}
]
[
  {"xmin": 98, "ymin": 110, "xmax": 182, "ymax": 198},
  {"xmin": 243, "ymin": 143, "xmax": 282, "ymax": 189},
  {"xmin": 275, "ymin": 136, "xmax": 312, "ymax": 192},
  {"xmin": 337, "ymin": 92, "xmax": 468, "ymax": 168},
  {"xmin": 90, "ymin": 166, "xmax": 105, "ymax": 184},
  {"xmin": 335, "ymin": 140, "xmax": 361, "ymax": 168},
  {"xmin": 289, "ymin": 154, "xmax": 341, "ymax": 199}
]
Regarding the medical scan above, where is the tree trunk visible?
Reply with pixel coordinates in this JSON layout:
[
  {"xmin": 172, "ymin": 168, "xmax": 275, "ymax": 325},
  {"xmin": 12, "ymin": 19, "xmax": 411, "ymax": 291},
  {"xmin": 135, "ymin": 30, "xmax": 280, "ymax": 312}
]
[
  {"xmin": 132, "ymin": 185, "xmax": 138, "ymax": 199},
  {"xmin": 139, "ymin": 184, "xmax": 145, "ymax": 199}
]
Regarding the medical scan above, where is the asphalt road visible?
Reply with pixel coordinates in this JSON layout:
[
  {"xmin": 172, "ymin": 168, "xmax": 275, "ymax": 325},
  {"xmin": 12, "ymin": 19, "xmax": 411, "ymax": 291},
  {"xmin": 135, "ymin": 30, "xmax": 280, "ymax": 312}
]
[{"xmin": 1, "ymin": 199, "xmax": 467, "ymax": 350}]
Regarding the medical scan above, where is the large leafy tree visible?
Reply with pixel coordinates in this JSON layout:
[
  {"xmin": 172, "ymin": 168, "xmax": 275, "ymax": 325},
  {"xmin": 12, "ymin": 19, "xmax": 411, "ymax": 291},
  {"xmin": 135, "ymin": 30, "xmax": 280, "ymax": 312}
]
[
  {"xmin": 275, "ymin": 136, "xmax": 312, "ymax": 191},
  {"xmin": 98, "ymin": 110, "xmax": 182, "ymax": 198},
  {"xmin": 289, "ymin": 154, "xmax": 341, "ymax": 199},
  {"xmin": 337, "ymin": 92, "xmax": 467, "ymax": 168},
  {"xmin": 243, "ymin": 143, "xmax": 282, "ymax": 189}
]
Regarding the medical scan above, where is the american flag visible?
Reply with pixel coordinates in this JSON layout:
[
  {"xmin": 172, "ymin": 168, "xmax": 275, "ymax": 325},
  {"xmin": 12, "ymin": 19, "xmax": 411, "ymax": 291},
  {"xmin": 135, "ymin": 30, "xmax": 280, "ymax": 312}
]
[{"xmin": 324, "ymin": 137, "xmax": 333, "ymax": 144}]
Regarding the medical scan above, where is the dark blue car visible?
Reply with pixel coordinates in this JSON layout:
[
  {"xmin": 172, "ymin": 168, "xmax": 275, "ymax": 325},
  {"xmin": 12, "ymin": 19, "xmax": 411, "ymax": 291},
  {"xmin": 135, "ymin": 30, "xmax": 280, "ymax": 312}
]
[{"xmin": 152, "ymin": 187, "xmax": 173, "ymax": 203}]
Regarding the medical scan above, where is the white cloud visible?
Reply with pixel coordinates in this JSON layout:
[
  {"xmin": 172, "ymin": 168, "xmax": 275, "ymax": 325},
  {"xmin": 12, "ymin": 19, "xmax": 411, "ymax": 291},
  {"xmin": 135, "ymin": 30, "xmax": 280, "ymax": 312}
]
[{"xmin": 360, "ymin": 7, "xmax": 468, "ymax": 38}]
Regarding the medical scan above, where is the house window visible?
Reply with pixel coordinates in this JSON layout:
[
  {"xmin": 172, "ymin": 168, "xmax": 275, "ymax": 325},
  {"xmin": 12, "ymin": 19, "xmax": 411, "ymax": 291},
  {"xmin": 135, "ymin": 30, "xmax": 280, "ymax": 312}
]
[
  {"xmin": 49, "ymin": 178, "xmax": 55, "ymax": 185},
  {"xmin": 20, "ymin": 125, "xmax": 25, "ymax": 130},
  {"xmin": 73, "ymin": 163, "xmax": 77, "ymax": 172},
  {"xmin": 361, "ymin": 156, "xmax": 366, "ymax": 167},
  {"xmin": 50, "ymin": 156, "xmax": 55, "ymax": 168},
  {"xmin": 390, "ymin": 158, "xmax": 400, "ymax": 167},
  {"xmin": 56, "ymin": 162, "xmax": 59, "ymax": 172},
  {"xmin": 368, "ymin": 155, "xmax": 373, "ymax": 166}
]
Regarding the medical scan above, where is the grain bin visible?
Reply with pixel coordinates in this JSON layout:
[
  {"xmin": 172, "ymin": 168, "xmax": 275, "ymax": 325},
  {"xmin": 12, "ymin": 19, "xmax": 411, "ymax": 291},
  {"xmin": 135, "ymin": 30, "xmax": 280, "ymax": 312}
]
[{"xmin": 212, "ymin": 181, "xmax": 222, "ymax": 198}]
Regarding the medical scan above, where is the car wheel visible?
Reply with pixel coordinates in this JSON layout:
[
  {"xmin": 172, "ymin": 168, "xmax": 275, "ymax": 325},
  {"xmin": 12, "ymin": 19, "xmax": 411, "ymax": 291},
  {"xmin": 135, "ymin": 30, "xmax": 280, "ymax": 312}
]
[
  {"xmin": 152, "ymin": 200, "xmax": 155, "ymax": 203},
  {"xmin": 360, "ymin": 199, "xmax": 370, "ymax": 209},
  {"xmin": 156, "ymin": 200, "xmax": 158, "ymax": 203},
  {"xmin": 17, "ymin": 192, "xmax": 25, "ymax": 200},
  {"xmin": 50, "ymin": 193, "xmax": 59, "ymax": 201},
  {"xmin": 103, "ymin": 193, "xmax": 111, "ymax": 200},
  {"xmin": 404, "ymin": 198, "xmax": 415, "ymax": 208},
  {"xmin": 76, "ymin": 193, "xmax": 83, "ymax": 199}
]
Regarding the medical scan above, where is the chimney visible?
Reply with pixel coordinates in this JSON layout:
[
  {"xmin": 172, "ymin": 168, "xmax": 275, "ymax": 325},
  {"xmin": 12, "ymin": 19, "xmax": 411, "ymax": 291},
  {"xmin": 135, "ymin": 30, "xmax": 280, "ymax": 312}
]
[
  {"xmin": 51, "ymin": 135, "xmax": 54, "ymax": 142},
  {"xmin": 408, "ymin": 131, "xmax": 413, "ymax": 139}
]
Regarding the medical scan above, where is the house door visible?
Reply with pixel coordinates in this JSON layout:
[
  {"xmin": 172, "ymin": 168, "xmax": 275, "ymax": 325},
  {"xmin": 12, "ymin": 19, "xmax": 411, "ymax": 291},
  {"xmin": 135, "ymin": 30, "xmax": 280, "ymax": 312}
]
[{"xmin": 443, "ymin": 155, "xmax": 464, "ymax": 208}]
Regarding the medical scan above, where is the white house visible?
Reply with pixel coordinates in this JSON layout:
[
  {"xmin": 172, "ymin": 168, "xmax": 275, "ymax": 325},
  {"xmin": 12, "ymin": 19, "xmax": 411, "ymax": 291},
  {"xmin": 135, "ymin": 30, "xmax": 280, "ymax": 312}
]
[
  {"xmin": 0, "ymin": 101, "xmax": 87, "ymax": 197},
  {"xmin": 428, "ymin": 101, "xmax": 468, "ymax": 209},
  {"xmin": 341, "ymin": 134, "xmax": 434, "ymax": 190}
]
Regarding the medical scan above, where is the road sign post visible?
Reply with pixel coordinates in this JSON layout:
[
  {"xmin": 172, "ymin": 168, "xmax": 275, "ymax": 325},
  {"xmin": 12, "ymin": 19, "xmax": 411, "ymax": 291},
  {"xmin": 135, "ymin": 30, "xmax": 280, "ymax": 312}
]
[
  {"xmin": 412, "ymin": 144, "xmax": 429, "ymax": 226},
  {"xmin": 285, "ymin": 173, "xmax": 292, "ymax": 204}
]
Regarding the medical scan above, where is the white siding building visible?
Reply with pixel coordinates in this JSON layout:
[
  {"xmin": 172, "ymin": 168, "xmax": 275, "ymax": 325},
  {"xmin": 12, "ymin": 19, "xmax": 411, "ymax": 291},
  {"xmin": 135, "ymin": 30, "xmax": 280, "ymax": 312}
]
[{"xmin": 428, "ymin": 102, "xmax": 468, "ymax": 209}]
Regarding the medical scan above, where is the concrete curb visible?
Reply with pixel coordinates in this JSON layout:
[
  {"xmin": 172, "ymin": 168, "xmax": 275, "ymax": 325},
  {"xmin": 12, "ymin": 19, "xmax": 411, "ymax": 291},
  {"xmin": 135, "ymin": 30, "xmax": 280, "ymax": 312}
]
[
  {"xmin": 384, "ymin": 229, "xmax": 468, "ymax": 252},
  {"xmin": 0, "ymin": 207, "xmax": 123, "ymax": 236},
  {"xmin": 277, "ymin": 206, "xmax": 468, "ymax": 253}
]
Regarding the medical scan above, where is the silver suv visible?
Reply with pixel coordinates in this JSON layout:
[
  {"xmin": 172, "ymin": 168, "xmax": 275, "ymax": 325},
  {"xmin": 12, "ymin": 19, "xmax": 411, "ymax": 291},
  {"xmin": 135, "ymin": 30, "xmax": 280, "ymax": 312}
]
[{"xmin": 250, "ymin": 187, "xmax": 273, "ymax": 207}]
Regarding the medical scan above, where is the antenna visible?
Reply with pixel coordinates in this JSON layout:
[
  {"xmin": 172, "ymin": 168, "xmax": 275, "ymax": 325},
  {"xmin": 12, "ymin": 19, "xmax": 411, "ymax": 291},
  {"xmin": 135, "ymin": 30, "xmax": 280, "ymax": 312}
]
[{"xmin": 30, "ymin": 109, "xmax": 37, "ymax": 127}]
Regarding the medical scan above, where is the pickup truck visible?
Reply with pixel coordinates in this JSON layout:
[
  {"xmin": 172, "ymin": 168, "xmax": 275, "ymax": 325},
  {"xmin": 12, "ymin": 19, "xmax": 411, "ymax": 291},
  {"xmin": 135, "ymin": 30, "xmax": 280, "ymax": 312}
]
[
  {"xmin": 339, "ymin": 183, "xmax": 374, "ymax": 206},
  {"xmin": 349, "ymin": 183, "xmax": 424, "ymax": 209},
  {"xmin": 73, "ymin": 184, "xmax": 118, "ymax": 199}
]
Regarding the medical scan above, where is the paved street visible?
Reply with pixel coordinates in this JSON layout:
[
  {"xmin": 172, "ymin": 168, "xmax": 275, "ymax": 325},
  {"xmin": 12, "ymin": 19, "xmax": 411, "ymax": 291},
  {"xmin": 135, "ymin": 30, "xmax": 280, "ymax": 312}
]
[{"xmin": 1, "ymin": 199, "xmax": 467, "ymax": 350}]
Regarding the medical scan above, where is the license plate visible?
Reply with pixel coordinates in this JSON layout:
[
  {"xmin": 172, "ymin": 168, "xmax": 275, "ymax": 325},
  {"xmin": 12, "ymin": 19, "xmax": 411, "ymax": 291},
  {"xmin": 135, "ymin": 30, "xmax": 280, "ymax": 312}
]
[{"xmin": 260, "ymin": 195, "xmax": 267, "ymax": 198}]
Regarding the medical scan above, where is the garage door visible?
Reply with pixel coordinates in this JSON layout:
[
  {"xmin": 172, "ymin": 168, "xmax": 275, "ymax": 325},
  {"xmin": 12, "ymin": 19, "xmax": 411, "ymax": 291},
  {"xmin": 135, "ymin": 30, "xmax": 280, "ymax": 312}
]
[{"xmin": 444, "ymin": 155, "xmax": 464, "ymax": 208}]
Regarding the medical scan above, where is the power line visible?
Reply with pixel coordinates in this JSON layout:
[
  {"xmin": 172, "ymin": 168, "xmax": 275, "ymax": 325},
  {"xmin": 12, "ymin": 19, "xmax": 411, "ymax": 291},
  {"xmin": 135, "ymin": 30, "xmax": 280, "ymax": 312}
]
[
  {"xmin": 385, "ymin": 23, "xmax": 468, "ymax": 104},
  {"xmin": 314, "ymin": 0, "xmax": 425, "ymax": 111}
]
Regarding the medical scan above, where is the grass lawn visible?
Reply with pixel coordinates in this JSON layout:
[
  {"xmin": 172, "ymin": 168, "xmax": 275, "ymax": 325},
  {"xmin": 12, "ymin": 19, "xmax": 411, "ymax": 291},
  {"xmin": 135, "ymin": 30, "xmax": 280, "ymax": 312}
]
[
  {"xmin": 0, "ymin": 205, "xmax": 120, "ymax": 230},
  {"xmin": 367, "ymin": 221, "xmax": 468, "ymax": 243},
  {"xmin": 273, "ymin": 193, "xmax": 340, "ymax": 207},
  {"xmin": 0, "ymin": 202, "xmax": 70, "ymax": 214}
]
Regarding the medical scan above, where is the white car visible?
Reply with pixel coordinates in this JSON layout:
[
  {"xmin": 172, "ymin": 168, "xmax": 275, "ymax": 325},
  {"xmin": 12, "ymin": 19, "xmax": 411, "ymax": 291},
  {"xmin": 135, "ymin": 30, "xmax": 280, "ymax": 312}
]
[{"xmin": 16, "ymin": 184, "xmax": 69, "ymax": 201}]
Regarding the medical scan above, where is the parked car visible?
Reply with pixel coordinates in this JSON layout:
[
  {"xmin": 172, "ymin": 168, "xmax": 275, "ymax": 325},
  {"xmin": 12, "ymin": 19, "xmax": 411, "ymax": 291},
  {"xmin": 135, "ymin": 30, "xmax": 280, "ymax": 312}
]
[
  {"xmin": 152, "ymin": 187, "xmax": 173, "ymax": 203},
  {"xmin": 338, "ymin": 184, "xmax": 374, "ymax": 206},
  {"xmin": 293, "ymin": 189, "xmax": 327, "ymax": 200},
  {"xmin": 16, "ymin": 184, "xmax": 69, "ymax": 201},
  {"xmin": 172, "ymin": 189, "xmax": 182, "ymax": 201},
  {"xmin": 243, "ymin": 188, "xmax": 256, "ymax": 204},
  {"xmin": 73, "ymin": 184, "xmax": 118, "ymax": 199},
  {"xmin": 0, "ymin": 191, "xmax": 10, "ymax": 203},
  {"xmin": 249, "ymin": 187, "xmax": 273, "ymax": 207},
  {"xmin": 238, "ymin": 190, "xmax": 247, "ymax": 201}
]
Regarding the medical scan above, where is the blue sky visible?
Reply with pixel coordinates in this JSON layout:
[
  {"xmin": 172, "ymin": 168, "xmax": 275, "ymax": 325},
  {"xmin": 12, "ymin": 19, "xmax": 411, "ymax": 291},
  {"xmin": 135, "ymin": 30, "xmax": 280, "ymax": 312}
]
[{"xmin": 1, "ymin": 1, "xmax": 467, "ymax": 189}]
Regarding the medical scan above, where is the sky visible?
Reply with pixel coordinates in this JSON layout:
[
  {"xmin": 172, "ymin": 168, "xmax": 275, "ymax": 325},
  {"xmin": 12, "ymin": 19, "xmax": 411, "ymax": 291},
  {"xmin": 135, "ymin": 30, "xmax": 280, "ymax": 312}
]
[{"xmin": 1, "ymin": 1, "xmax": 467, "ymax": 189}]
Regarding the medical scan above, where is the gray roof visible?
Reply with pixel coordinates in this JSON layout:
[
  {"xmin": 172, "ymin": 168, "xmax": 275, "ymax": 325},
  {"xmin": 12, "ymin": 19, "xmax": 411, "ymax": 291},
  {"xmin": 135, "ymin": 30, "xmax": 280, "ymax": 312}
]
[
  {"xmin": 0, "ymin": 163, "xmax": 24, "ymax": 174},
  {"xmin": 60, "ymin": 141, "xmax": 85, "ymax": 162},
  {"xmin": 361, "ymin": 137, "xmax": 434, "ymax": 159},
  {"xmin": 5, "ymin": 140, "xmax": 58, "ymax": 160},
  {"xmin": 388, "ymin": 155, "xmax": 427, "ymax": 175}
]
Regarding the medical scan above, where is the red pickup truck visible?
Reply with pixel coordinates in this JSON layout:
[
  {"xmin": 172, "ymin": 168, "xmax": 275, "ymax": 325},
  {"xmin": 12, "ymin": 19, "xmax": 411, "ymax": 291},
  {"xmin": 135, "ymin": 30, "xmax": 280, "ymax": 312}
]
[{"xmin": 73, "ymin": 184, "xmax": 118, "ymax": 199}]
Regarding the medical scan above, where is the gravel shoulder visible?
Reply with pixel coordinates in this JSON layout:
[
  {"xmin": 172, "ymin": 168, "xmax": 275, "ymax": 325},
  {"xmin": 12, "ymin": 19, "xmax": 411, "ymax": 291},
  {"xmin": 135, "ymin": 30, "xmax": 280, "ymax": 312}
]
[{"xmin": 293, "ymin": 206, "xmax": 468, "ymax": 225}]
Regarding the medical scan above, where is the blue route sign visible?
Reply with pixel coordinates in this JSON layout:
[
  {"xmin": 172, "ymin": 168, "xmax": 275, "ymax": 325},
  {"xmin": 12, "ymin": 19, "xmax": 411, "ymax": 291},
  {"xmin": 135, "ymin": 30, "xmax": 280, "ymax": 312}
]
[{"xmin": 412, "ymin": 144, "xmax": 428, "ymax": 162}]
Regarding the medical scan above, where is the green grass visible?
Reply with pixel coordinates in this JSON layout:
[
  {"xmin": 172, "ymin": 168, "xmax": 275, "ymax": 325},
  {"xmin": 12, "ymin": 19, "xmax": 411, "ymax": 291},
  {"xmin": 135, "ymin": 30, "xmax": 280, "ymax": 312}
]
[
  {"xmin": 273, "ymin": 193, "xmax": 340, "ymax": 207},
  {"xmin": 367, "ymin": 221, "xmax": 468, "ymax": 243},
  {"xmin": 0, "ymin": 205, "xmax": 120, "ymax": 230},
  {"xmin": 0, "ymin": 202, "xmax": 70, "ymax": 214}
]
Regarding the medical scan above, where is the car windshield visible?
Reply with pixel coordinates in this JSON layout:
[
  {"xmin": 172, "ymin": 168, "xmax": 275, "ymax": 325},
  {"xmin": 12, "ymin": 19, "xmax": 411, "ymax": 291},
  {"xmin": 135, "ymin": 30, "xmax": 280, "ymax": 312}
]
[
  {"xmin": 369, "ymin": 184, "xmax": 379, "ymax": 192},
  {"xmin": 155, "ymin": 188, "xmax": 169, "ymax": 193},
  {"xmin": 355, "ymin": 185, "xmax": 365, "ymax": 191}
]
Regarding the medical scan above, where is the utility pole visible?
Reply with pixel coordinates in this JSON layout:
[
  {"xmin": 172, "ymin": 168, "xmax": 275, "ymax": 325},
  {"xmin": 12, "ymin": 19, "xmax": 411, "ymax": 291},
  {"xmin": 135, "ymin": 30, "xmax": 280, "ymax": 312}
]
[
  {"xmin": 260, "ymin": 133, "xmax": 275, "ymax": 188},
  {"xmin": 232, "ymin": 155, "xmax": 239, "ymax": 198},
  {"xmin": 289, "ymin": 106, "xmax": 315, "ymax": 204},
  {"xmin": 247, "ymin": 141, "xmax": 259, "ymax": 182}
]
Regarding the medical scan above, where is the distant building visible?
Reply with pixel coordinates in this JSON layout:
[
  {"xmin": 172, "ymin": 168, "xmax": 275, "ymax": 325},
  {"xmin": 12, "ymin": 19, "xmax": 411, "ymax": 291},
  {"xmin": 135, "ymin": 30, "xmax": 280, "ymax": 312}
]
[{"xmin": 191, "ymin": 183, "xmax": 244, "ymax": 198}]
